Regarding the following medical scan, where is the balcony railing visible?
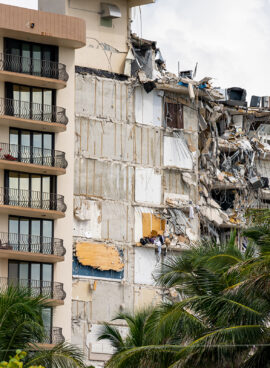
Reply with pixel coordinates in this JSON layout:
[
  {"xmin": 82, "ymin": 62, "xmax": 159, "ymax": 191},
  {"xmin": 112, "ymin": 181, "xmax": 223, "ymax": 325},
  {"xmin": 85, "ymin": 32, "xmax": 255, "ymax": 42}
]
[
  {"xmin": 0, "ymin": 232, "xmax": 66, "ymax": 256},
  {"xmin": 0, "ymin": 187, "xmax": 67, "ymax": 213},
  {"xmin": 0, "ymin": 97, "xmax": 68, "ymax": 125},
  {"xmin": 0, "ymin": 53, "xmax": 69, "ymax": 82},
  {"xmin": 43, "ymin": 327, "xmax": 65, "ymax": 345},
  {"xmin": 0, "ymin": 277, "xmax": 66, "ymax": 300},
  {"xmin": 0, "ymin": 143, "xmax": 68, "ymax": 169}
]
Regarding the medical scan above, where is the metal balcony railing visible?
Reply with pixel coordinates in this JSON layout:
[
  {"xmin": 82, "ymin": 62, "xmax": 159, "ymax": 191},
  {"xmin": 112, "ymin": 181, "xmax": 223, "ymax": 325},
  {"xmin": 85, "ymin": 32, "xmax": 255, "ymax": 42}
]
[
  {"xmin": 0, "ymin": 143, "xmax": 68, "ymax": 169},
  {"xmin": 0, "ymin": 53, "xmax": 69, "ymax": 82},
  {"xmin": 42, "ymin": 327, "xmax": 65, "ymax": 345},
  {"xmin": 0, "ymin": 97, "xmax": 68, "ymax": 125},
  {"xmin": 0, "ymin": 187, "xmax": 67, "ymax": 213},
  {"xmin": 0, "ymin": 232, "xmax": 66, "ymax": 256},
  {"xmin": 0, "ymin": 277, "xmax": 66, "ymax": 300}
]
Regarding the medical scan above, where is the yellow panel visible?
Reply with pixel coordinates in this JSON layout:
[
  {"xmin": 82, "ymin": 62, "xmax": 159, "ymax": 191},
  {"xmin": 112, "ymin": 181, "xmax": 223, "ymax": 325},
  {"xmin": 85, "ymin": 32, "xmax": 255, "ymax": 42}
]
[
  {"xmin": 76, "ymin": 243, "xmax": 124, "ymax": 272},
  {"xmin": 142, "ymin": 213, "xmax": 165, "ymax": 237}
]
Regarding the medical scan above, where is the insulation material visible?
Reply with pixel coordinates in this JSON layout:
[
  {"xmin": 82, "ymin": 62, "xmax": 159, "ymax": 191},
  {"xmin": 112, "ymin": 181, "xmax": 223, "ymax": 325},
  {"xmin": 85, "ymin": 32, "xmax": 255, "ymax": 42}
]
[
  {"xmin": 76, "ymin": 243, "xmax": 124, "ymax": 272},
  {"xmin": 135, "ymin": 86, "xmax": 163, "ymax": 126},
  {"xmin": 164, "ymin": 135, "xmax": 193, "ymax": 169},
  {"xmin": 73, "ymin": 197, "xmax": 102, "ymax": 239},
  {"xmin": 135, "ymin": 208, "xmax": 165, "ymax": 241},
  {"xmin": 75, "ymin": 118, "xmax": 162, "ymax": 167},
  {"xmin": 135, "ymin": 168, "xmax": 162, "ymax": 204},
  {"xmin": 142, "ymin": 213, "xmax": 165, "ymax": 237},
  {"xmin": 134, "ymin": 248, "xmax": 158, "ymax": 285},
  {"xmin": 76, "ymin": 74, "xmax": 134, "ymax": 122}
]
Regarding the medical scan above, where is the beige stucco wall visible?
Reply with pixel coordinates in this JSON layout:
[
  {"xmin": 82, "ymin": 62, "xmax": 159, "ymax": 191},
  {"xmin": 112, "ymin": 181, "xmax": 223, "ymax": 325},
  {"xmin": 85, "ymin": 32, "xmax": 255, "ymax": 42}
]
[
  {"xmin": 67, "ymin": 0, "xmax": 129, "ymax": 74},
  {"xmin": 53, "ymin": 46, "xmax": 75, "ymax": 341}
]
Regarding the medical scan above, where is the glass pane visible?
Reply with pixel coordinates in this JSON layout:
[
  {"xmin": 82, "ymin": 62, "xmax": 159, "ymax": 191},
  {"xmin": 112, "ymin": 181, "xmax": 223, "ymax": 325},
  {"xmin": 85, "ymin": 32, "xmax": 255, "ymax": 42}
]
[
  {"xmin": 32, "ymin": 45, "xmax": 42, "ymax": 76},
  {"xmin": 42, "ymin": 264, "xmax": 52, "ymax": 282},
  {"xmin": 9, "ymin": 129, "xmax": 18, "ymax": 160},
  {"xmin": 33, "ymin": 133, "xmax": 42, "ymax": 165},
  {"xmin": 22, "ymin": 43, "xmax": 31, "ymax": 74},
  {"xmin": 20, "ymin": 86, "xmax": 30, "ymax": 119},
  {"xmin": 19, "ymin": 219, "xmax": 29, "ymax": 252},
  {"xmin": 43, "ymin": 221, "xmax": 53, "ymax": 254},
  {"xmin": 42, "ymin": 177, "xmax": 50, "ymax": 210},
  {"xmin": 31, "ymin": 175, "xmax": 41, "ymax": 209},
  {"xmin": 9, "ymin": 218, "xmax": 19, "ymax": 251},
  {"xmin": 43, "ymin": 134, "xmax": 53, "ymax": 166},
  {"xmin": 19, "ymin": 263, "xmax": 29, "ymax": 287},
  {"xmin": 12, "ymin": 85, "xmax": 20, "ymax": 117},
  {"xmin": 8, "ymin": 172, "xmax": 19, "ymax": 206},
  {"xmin": 9, "ymin": 41, "xmax": 20, "ymax": 73},
  {"xmin": 43, "ymin": 47, "xmax": 52, "ymax": 78},
  {"xmin": 32, "ymin": 88, "xmax": 43, "ymax": 121},
  {"xmin": 8, "ymin": 262, "xmax": 18, "ymax": 284},
  {"xmin": 31, "ymin": 220, "xmax": 41, "ymax": 253},
  {"xmin": 21, "ymin": 131, "xmax": 30, "ymax": 163},
  {"xmin": 43, "ymin": 90, "xmax": 52, "ymax": 122},
  {"xmin": 42, "ymin": 308, "xmax": 52, "ymax": 343},
  {"xmin": 31, "ymin": 263, "xmax": 40, "ymax": 296}
]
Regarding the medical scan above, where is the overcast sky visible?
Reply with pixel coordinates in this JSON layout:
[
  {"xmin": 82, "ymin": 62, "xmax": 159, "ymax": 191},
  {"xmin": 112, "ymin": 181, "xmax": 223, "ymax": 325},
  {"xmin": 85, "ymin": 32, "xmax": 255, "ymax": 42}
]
[{"xmin": 2, "ymin": 0, "xmax": 270, "ymax": 99}]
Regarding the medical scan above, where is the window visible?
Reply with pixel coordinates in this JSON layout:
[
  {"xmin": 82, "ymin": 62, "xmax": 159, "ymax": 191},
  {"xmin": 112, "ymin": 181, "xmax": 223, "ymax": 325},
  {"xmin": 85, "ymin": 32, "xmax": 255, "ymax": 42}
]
[
  {"xmin": 4, "ymin": 38, "xmax": 58, "ymax": 78},
  {"xmin": 5, "ymin": 171, "xmax": 56, "ymax": 209},
  {"xmin": 9, "ymin": 128, "xmax": 54, "ymax": 166},
  {"xmin": 9, "ymin": 216, "xmax": 53, "ymax": 254},
  {"xmin": 8, "ymin": 261, "xmax": 53, "ymax": 296},
  {"xmin": 5, "ymin": 83, "xmax": 56, "ymax": 122},
  {"xmin": 42, "ymin": 307, "xmax": 53, "ymax": 343},
  {"xmin": 165, "ymin": 102, "xmax": 184, "ymax": 129}
]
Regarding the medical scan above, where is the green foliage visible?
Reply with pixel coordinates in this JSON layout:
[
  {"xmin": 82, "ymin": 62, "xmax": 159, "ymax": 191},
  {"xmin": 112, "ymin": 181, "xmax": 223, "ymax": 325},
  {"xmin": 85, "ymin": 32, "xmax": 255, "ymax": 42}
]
[
  {"xmin": 0, "ymin": 287, "xmax": 86, "ymax": 368},
  {"xmin": 98, "ymin": 224, "xmax": 270, "ymax": 368},
  {"xmin": 0, "ymin": 350, "xmax": 43, "ymax": 368}
]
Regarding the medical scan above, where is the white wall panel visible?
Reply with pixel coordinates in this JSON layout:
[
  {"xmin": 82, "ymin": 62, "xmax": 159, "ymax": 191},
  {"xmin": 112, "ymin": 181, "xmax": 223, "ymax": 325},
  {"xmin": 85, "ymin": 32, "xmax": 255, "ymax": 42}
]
[
  {"xmin": 135, "ymin": 87, "xmax": 163, "ymax": 126},
  {"xmin": 134, "ymin": 248, "xmax": 158, "ymax": 285},
  {"xmin": 135, "ymin": 168, "xmax": 161, "ymax": 204},
  {"xmin": 164, "ymin": 136, "xmax": 193, "ymax": 170}
]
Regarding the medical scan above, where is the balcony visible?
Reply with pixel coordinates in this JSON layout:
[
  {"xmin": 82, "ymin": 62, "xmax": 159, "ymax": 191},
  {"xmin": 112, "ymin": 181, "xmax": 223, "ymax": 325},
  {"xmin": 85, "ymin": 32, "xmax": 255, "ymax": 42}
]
[
  {"xmin": 41, "ymin": 327, "xmax": 65, "ymax": 347},
  {"xmin": 0, "ymin": 277, "xmax": 66, "ymax": 306},
  {"xmin": 0, "ymin": 143, "xmax": 67, "ymax": 175},
  {"xmin": 0, "ymin": 97, "xmax": 68, "ymax": 133},
  {"xmin": 0, "ymin": 187, "xmax": 66, "ymax": 219},
  {"xmin": 0, "ymin": 232, "xmax": 65, "ymax": 263},
  {"xmin": 0, "ymin": 53, "xmax": 68, "ymax": 90}
]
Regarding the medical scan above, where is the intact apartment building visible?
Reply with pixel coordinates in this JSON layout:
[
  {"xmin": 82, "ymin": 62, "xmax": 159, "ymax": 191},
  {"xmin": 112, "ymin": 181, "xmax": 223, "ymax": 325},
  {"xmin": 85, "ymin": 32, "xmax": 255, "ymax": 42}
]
[{"xmin": 0, "ymin": 2, "xmax": 85, "ymax": 345}]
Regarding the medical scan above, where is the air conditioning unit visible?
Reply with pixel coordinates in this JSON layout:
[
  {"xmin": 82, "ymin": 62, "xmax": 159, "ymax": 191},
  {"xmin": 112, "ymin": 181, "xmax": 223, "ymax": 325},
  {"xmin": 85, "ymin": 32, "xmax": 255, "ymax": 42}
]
[{"xmin": 100, "ymin": 3, "xmax": 121, "ymax": 19}]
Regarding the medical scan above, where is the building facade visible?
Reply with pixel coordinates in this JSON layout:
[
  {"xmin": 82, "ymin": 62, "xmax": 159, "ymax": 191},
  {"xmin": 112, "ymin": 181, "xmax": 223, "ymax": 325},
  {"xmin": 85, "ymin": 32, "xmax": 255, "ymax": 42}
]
[{"xmin": 0, "ymin": 2, "xmax": 85, "ymax": 345}]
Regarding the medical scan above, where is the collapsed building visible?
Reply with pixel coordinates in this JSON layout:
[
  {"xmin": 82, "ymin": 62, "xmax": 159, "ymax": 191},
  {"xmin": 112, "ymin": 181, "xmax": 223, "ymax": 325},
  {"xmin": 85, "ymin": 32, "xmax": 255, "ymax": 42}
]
[{"xmin": 33, "ymin": 1, "xmax": 270, "ymax": 367}]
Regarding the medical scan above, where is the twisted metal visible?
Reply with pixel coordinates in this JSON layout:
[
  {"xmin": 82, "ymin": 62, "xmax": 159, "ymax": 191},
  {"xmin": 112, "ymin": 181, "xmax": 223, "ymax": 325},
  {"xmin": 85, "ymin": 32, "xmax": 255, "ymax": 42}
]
[
  {"xmin": 0, "ymin": 277, "xmax": 66, "ymax": 300},
  {"xmin": 0, "ymin": 53, "xmax": 69, "ymax": 81},
  {"xmin": 0, "ymin": 187, "xmax": 67, "ymax": 212},
  {"xmin": 0, "ymin": 232, "xmax": 66, "ymax": 256},
  {"xmin": 0, "ymin": 97, "xmax": 68, "ymax": 125},
  {"xmin": 0, "ymin": 143, "xmax": 68, "ymax": 169}
]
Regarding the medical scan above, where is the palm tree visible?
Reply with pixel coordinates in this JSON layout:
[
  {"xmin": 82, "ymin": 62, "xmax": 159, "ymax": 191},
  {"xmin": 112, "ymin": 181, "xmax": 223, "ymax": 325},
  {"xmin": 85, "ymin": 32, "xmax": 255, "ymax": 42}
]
[
  {"xmin": 0, "ymin": 286, "xmax": 85, "ymax": 368},
  {"xmin": 100, "ymin": 229, "xmax": 270, "ymax": 368}
]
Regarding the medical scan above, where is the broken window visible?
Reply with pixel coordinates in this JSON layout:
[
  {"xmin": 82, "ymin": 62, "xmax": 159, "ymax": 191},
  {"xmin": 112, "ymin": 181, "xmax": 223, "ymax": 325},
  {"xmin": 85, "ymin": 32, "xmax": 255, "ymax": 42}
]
[
  {"xmin": 211, "ymin": 189, "xmax": 236, "ymax": 211},
  {"xmin": 165, "ymin": 102, "xmax": 184, "ymax": 129}
]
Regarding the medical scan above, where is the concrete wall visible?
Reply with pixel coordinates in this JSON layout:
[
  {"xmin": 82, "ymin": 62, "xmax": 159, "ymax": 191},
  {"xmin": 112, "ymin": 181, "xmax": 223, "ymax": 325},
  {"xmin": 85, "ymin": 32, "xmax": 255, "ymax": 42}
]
[{"xmin": 72, "ymin": 70, "xmax": 200, "ymax": 367}]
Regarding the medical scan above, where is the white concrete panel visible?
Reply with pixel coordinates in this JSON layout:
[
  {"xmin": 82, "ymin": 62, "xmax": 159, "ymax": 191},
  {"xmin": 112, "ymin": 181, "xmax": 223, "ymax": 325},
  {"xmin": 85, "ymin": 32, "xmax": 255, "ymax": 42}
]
[
  {"xmin": 73, "ymin": 198, "xmax": 102, "ymax": 239},
  {"xmin": 134, "ymin": 248, "xmax": 158, "ymax": 285},
  {"xmin": 135, "ymin": 168, "xmax": 161, "ymax": 204},
  {"xmin": 164, "ymin": 136, "xmax": 193, "ymax": 170},
  {"xmin": 87, "ymin": 324, "xmax": 115, "ymax": 355},
  {"xmin": 135, "ymin": 87, "xmax": 162, "ymax": 126}
]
